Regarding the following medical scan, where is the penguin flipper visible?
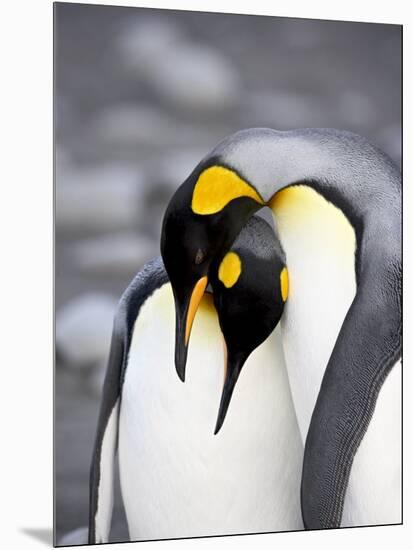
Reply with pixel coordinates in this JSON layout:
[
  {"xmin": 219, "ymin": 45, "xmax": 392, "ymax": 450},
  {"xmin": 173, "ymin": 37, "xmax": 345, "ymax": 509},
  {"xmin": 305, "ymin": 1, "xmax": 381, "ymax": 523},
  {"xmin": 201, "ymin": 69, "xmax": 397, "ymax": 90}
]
[
  {"xmin": 301, "ymin": 260, "xmax": 401, "ymax": 529},
  {"xmin": 88, "ymin": 311, "xmax": 124, "ymax": 544},
  {"xmin": 88, "ymin": 256, "xmax": 169, "ymax": 544}
]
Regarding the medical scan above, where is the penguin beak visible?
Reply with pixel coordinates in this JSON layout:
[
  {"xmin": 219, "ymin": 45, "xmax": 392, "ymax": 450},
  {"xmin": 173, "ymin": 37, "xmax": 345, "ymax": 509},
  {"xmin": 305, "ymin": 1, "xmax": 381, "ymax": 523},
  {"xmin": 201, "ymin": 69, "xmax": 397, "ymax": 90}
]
[
  {"xmin": 174, "ymin": 276, "xmax": 208, "ymax": 382},
  {"xmin": 214, "ymin": 347, "xmax": 247, "ymax": 435}
]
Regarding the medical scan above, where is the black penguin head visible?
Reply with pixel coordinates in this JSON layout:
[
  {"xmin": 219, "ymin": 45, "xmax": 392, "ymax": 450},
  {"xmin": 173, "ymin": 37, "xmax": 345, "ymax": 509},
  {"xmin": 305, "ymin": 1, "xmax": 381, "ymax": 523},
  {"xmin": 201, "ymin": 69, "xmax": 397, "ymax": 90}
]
[
  {"xmin": 161, "ymin": 162, "xmax": 262, "ymax": 381},
  {"xmin": 209, "ymin": 216, "xmax": 288, "ymax": 434}
]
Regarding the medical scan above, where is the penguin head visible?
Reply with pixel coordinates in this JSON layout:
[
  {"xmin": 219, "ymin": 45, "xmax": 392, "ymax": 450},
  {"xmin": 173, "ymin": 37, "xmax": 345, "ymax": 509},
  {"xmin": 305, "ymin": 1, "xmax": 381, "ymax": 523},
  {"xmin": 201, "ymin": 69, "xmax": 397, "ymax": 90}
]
[
  {"xmin": 209, "ymin": 216, "xmax": 288, "ymax": 434},
  {"xmin": 161, "ymin": 165, "xmax": 262, "ymax": 381}
]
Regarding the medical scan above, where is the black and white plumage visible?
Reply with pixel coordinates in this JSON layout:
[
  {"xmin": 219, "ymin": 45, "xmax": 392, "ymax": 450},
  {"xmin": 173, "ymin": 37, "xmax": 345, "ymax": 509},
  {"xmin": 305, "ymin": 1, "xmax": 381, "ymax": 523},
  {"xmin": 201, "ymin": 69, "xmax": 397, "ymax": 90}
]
[
  {"xmin": 160, "ymin": 128, "xmax": 401, "ymax": 530},
  {"xmin": 89, "ymin": 217, "xmax": 303, "ymax": 543}
]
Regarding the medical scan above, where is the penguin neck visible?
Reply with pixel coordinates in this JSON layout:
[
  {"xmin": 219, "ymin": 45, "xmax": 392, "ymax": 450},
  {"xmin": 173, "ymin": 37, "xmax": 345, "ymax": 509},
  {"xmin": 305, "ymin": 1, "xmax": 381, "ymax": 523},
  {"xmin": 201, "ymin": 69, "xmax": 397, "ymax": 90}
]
[{"xmin": 270, "ymin": 185, "xmax": 357, "ymax": 441}]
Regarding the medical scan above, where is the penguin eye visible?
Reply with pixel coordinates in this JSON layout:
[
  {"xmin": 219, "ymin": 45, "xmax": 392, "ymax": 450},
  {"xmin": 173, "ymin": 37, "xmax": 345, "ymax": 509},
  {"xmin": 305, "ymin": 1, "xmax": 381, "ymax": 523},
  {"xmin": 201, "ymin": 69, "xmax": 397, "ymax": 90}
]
[{"xmin": 194, "ymin": 249, "xmax": 205, "ymax": 265}]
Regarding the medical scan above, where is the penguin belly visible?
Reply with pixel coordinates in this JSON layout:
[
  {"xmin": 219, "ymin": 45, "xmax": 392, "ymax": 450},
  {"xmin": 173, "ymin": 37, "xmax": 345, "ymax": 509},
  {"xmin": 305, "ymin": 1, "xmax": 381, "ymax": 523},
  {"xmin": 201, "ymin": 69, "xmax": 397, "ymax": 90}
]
[
  {"xmin": 341, "ymin": 359, "xmax": 401, "ymax": 527},
  {"xmin": 271, "ymin": 184, "xmax": 357, "ymax": 441},
  {"xmin": 118, "ymin": 284, "xmax": 303, "ymax": 541},
  {"xmin": 271, "ymin": 185, "xmax": 401, "ymax": 526}
]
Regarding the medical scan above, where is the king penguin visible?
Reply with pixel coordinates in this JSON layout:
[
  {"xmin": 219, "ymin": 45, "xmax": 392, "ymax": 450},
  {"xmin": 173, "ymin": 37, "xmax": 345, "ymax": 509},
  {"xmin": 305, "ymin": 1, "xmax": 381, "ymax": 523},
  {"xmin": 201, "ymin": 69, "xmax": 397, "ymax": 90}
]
[
  {"xmin": 160, "ymin": 127, "xmax": 401, "ymax": 530},
  {"xmin": 89, "ymin": 216, "xmax": 303, "ymax": 544}
]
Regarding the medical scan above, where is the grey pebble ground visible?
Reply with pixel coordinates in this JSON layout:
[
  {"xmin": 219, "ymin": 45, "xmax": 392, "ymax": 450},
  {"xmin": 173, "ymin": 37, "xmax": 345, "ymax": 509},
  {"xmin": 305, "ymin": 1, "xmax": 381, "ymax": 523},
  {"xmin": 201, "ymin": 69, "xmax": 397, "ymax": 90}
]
[{"xmin": 54, "ymin": 3, "xmax": 401, "ymax": 544}]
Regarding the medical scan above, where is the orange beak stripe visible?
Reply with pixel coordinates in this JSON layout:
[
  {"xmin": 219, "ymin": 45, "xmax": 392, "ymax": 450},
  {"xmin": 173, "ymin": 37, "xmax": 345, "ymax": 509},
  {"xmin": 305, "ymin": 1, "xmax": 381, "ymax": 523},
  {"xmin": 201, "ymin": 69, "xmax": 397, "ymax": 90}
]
[{"xmin": 185, "ymin": 276, "xmax": 208, "ymax": 345}]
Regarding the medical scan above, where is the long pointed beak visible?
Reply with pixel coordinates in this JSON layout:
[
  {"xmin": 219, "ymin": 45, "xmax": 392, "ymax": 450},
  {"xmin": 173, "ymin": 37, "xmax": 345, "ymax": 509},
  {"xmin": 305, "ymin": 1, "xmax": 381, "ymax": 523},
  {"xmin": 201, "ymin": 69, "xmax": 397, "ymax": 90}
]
[
  {"xmin": 214, "ymin": 350, "xmax": 246, "ymax": 435},
  {"xmin": 174, "ymin": 276, "xmax": 208, "ymax": 382}
]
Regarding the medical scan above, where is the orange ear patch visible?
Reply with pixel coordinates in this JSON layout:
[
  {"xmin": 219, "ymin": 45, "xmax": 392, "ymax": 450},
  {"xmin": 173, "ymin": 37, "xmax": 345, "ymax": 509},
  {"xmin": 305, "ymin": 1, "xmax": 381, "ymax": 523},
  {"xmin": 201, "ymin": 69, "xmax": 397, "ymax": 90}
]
[
  {"xmin": 280, "ymin": 267, "xmax": 289, "ymax": 302},
  {"xmin": 191, "ymin": 166, "xmax": 264, "ymax": 215},
  {"xmin": 218, "ymin": 252, "xmax": 242, "ymax": 288}
]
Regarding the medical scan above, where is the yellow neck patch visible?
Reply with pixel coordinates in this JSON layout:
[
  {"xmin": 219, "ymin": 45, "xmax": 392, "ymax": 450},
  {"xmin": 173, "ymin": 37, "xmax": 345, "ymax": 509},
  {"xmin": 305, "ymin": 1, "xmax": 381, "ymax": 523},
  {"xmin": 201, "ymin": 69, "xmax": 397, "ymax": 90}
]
[
  {"xmin": 191, "ymin": 165, "xmax": 264, "ymax": 215},
  {"xmin": 269, "ymin": 184, "xmax": 356, "ymax": 259},
  {"xmin": 280, "ymin": 267, "xmax": 289, "ymax": 302},
  {"xmin": 218, "ymin": 252, "xmax": 242, "ymax": 288}
]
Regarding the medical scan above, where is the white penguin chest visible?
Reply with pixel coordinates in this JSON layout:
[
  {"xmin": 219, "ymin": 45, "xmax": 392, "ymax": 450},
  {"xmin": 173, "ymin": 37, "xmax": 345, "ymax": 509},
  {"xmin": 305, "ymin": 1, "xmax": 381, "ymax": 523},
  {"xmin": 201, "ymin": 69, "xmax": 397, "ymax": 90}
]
[
  {"xmin": 271, "ymin": 184, "xmax": 357, "ymax": 440},
  {"xmin": 118, "ymin": 284, "xmax": 303, "ymax": 540},
  {"xmin": 270, "ymin": 184, "xmax": 401, "ymax": 527}
]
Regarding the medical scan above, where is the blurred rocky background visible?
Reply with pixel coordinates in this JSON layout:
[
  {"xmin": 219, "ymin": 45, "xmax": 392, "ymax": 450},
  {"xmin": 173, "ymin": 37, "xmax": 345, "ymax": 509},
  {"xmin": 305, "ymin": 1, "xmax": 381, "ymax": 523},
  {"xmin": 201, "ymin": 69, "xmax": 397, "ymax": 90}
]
[{"xmin": 54, "ymin": 2, "xmax": 401, "ymax": 545}]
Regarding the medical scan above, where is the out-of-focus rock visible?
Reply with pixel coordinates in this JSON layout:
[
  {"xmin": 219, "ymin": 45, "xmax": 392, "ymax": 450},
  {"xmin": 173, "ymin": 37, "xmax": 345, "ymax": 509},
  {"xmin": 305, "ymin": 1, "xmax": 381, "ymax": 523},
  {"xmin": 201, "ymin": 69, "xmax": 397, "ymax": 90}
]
[
  {"xmin": 56, "ymin": 164, "xmax": 144, "ymax": 233},
  {"xmin": 58, "ymin": 526, "xmax": 89, "ymax": 546},
  {"xmin": 94, "ymin": 104, "xmax": 176, "ymax": 148},
  {"xmin": 72, "ymin": 232, "xmax": 157, "ymax": 275},
  {"xmin": 56, "ymin": 293, "xmax": 118, "ymax": 369},
  {"xmin": 118, "ymin": 20, "xmax": 240, "ymax": 112},
  {"xmin": 149, "ymin": 44, "xmax": 240, "ymax": 112}
]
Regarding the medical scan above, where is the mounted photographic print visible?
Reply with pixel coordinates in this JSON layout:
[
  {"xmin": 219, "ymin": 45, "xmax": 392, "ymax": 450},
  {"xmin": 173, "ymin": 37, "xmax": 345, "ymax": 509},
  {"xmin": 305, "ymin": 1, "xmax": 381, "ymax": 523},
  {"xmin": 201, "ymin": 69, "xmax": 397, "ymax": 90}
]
[{"xmin": 54, "ymin": 2, "xmax": 402, "ymax": 546}]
